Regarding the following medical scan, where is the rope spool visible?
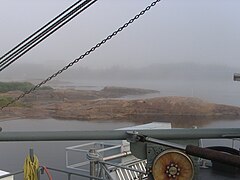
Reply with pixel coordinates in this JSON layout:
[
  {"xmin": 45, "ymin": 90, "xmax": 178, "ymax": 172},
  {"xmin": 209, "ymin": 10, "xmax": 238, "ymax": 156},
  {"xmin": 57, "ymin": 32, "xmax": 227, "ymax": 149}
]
[{"xmin": 152, "ymin": 149, "xmax": 194, "ymax": 180}]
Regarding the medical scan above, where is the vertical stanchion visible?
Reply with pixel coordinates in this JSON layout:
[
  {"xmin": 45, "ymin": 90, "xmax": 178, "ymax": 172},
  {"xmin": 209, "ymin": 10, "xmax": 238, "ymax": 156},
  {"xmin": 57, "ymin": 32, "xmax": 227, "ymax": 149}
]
[
  {"xmin": 89, "ymin": 148, "xmax": 97, "ymax": 180},
  {"xmin": 68, "ymin": 173, "xmax": 71, "ymax": 180}
]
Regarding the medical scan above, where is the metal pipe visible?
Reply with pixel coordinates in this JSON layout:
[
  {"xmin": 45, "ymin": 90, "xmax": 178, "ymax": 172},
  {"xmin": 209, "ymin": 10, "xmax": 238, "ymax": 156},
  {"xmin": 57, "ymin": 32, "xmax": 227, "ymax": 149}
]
[
  {"xmin": 0, "ymin": 128, "xmax": 239, "ymax": 141},
  {"xmin": 47, "ymin": 167, "xmax": 103, "ymax": 180},
  {"xmin": 186, "ymin": 145, "xmax": 240, "ymax": 168},
  {"xmin": 89, "ymin": 149, "xmax": 97, "ymax": 180},
  {"xmin": 103, "ymin": 151, "xmax": 132, "ymax": 161}
]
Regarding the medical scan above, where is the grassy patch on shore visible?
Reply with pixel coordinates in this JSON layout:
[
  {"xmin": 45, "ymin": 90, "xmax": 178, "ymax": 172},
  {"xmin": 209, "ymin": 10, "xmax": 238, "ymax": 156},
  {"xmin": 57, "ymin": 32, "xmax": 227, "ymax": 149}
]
[
  {"xmin": 0, "ymin": 82, "xmax": 52, "ymax": 93},
  {"xmin": 0, "ymin": 96, "xmax": 27, "ymax": 107}
]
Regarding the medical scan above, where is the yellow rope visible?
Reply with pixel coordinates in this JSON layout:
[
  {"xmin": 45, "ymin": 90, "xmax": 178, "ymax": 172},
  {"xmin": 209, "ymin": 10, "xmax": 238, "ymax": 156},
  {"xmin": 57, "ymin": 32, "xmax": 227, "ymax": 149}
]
[{"xmin": 24, "ymin": 155, "xmax": 39, "ymax": 180}]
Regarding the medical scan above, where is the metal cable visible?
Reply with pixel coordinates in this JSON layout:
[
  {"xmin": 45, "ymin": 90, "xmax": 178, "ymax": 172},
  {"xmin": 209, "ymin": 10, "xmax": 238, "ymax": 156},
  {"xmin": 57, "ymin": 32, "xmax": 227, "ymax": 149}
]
[
  {"xmin": 0, "ymin": 0, "xmax": 96, "ymax": 72},
  {"xmin": 0, "ymin": 0, "xmax": 84, "ymax": 62},
  {"xmin": 1, "ymin": 0, "xmax": 161, "ymax": 110},
  {"xmin": 0, "ymin": 0, "xmax": 94, "ymax": 71}
]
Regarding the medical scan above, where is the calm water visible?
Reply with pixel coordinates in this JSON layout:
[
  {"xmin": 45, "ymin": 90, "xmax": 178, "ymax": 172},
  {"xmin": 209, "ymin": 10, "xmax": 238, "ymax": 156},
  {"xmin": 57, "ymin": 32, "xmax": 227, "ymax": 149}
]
[
  {"xmin": 50, "ymin": 80, "xmax": 240, "ymax": 106},
  {"xmin": 0, "ymin": 118, "xmax": 239, "ymax": 179}
]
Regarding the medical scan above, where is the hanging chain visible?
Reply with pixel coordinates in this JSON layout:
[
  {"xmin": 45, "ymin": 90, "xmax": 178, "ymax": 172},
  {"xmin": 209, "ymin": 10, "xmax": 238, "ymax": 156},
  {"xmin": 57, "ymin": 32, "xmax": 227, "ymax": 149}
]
[{"xmin": 1, "ymin": 0, "xmax": 161, "ymax": 110}]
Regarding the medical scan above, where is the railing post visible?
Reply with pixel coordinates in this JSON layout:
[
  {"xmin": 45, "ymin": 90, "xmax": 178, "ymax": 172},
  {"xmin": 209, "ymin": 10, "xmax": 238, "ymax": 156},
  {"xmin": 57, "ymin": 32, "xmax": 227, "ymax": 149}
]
[
  {"xmin": 68, "ymin": 173, "xmax": 71, "ymax": 180},
  {"xmin": 88, "ymin": 148, "xmax": 97, "ymax": 180}
]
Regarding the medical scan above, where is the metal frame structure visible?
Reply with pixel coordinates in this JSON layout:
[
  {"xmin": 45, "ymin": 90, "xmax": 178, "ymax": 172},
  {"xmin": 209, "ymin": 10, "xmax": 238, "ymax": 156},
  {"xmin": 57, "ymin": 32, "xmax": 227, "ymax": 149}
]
[{"xmin": 0, "ymin": 128, "xmax": 240, "ymax": 179}]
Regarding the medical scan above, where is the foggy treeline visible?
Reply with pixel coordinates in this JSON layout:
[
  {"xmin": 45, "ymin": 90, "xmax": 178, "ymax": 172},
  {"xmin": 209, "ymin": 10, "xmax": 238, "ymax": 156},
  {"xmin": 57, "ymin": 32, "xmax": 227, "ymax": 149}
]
[{"xmin": 0, "ymin": 62, "xmax": 235, "ymax": 83}]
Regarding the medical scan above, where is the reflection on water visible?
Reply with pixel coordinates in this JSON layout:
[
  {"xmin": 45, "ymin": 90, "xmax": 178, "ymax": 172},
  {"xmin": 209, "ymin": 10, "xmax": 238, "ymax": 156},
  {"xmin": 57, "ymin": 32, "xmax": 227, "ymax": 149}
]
[
  {"xmin": 0, "ymin": 118, "xmax": 135, "ymax": 132},
  {"xmin": 168, "ymin": 117, "xmax": 240, "ymax": 128},
  {"xmin": 119, "ymin": 115, "xmax": 240, "ymax": 128},
  {"xmin": 203, "ymin": 119, "xmax": 240, "ymax": 128}
]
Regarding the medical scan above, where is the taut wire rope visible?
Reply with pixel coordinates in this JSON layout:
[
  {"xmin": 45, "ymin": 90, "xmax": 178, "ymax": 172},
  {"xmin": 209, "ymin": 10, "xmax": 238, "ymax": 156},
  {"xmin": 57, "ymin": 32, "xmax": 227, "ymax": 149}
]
[{"xmin": 0, "ymin": 0, "xmax": 97, "ymax": 72}]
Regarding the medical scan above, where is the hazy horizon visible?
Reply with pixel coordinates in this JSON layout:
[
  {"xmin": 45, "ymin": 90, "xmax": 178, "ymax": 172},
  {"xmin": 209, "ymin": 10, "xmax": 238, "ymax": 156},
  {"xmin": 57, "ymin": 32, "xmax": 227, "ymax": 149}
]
[{"xmin": 1, "ymin": 62, "xmax": 240, "ymax": 107}]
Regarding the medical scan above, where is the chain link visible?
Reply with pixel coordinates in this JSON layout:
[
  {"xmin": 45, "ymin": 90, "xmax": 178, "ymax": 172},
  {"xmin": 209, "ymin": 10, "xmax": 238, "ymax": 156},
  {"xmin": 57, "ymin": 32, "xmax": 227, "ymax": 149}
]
[{"xmin": 1, "ymin": 0, "xmax": 161, "ymax": 110}]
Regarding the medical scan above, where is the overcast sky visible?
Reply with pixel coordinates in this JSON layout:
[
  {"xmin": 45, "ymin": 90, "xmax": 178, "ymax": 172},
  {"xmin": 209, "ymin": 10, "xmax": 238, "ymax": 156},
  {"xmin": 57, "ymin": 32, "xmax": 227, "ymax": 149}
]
[{"xmin": 0, "ymin": 0, "xmax": 240, "ymax": 70}]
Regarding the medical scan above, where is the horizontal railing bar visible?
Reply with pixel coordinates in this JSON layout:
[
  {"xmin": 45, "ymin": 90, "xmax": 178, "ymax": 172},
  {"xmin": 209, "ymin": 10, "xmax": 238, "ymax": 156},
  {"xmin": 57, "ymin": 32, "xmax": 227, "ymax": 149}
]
[
  {"xmin": 98, "ymin": 145, "xmax": 122, "ymax": 152},
  {"xmin": 66, "ymin": 148, "xmax": 88, "ymax": 152},
  {"xmin": 66, "ymin": 142, "xmax": 95, "ymax": 150},
  {"xmin": 0, "ymin": 129, "xmax": 239, "ymax": 141},
  {"xmin": 66, "ymin": 166, "xmax": 90, "ymax": 173},
  {"xmin": 0, "ymin": 167, "xmax": 102, "ymax": 179},
  {"xmin": 46, "ymin": 167, "xmax": 103, "ymax": 180},
  {"xmin": 67, "ymin": 161, "xmax": 90, "ymax": 168}
]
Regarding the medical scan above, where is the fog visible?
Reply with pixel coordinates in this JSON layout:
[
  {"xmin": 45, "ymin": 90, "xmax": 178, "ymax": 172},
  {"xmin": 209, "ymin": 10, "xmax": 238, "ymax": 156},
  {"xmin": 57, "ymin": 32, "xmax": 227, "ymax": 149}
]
[
  {"xmin": 1, "ymin": 0, "xmax": 240, "ymax": 67},
  {"xmin": 1, "ymin": 0, "xmax": 240, "ymax": 106},
  {"xmin": 1, "ymin": 62, "xmax": 240, "ymax": 107}
]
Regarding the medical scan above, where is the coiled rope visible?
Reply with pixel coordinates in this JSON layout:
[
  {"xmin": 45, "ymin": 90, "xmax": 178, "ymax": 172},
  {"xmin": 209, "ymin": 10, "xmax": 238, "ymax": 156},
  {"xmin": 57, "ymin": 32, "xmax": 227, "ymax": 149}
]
[{"xmin": 23, "ymin": 155, "xmax": 39, "ymax": 180}]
